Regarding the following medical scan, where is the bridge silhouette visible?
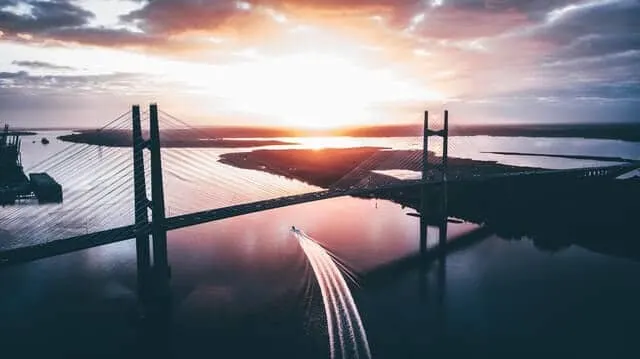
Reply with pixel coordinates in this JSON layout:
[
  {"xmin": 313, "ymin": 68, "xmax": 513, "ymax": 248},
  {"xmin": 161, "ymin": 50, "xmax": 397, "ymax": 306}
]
[
  {"xmin": 0, "ymin": 104, "xmax": 637, "ymax": 311},
  {"xmin": 0, "ymin": 162, "xmax": 634, "ymax": 267}
]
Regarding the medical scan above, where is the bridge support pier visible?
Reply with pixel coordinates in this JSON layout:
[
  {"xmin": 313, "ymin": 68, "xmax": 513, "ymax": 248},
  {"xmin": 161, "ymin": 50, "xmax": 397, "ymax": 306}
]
[
  {"xmin": 148, "ymin": 103, "xmax": 172, "ymax": 306},
  {"xmin": 131, "ymin": 103, "xmax": 171, "ymax": 319},
  {"xmin": 420, "ymin": 110, "xmax": 449, "ymax": 254},
  {"xmin": 132, "ymin": 105, "xmax": 152, "ymax": 308}
]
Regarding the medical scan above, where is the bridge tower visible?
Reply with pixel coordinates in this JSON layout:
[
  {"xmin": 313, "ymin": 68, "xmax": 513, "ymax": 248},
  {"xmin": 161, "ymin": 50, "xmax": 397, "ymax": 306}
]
[
  {"xmin": 420, "ymin": 110, "xmax": 449, "ymax": 254},
  {"xmin": 132, "ymin": 104, "xmax": 171, "ymax": 314},
  {"xmin": 421, "ymin": 110, "xmax": 449, "ymax": 182}
]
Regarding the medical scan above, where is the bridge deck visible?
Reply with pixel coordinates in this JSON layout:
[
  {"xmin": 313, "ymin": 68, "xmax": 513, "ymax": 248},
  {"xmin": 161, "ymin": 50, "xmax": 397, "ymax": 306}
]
[{"xmin": 0, "ymin": 162, "xmax": 637, "ymax": 267}]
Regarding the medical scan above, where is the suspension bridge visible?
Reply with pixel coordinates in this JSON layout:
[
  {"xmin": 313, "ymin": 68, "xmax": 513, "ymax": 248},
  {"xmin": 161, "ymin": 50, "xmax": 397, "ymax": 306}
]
[{"xmin": 0, "ymin": 104, "xmax": 637, "ymax": 308}]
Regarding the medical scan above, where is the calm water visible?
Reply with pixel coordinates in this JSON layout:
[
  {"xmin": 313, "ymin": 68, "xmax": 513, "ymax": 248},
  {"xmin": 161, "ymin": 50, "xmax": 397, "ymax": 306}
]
[{"xmin": 1, "ymin": 132, "xmax": 640, "ymax": 358}]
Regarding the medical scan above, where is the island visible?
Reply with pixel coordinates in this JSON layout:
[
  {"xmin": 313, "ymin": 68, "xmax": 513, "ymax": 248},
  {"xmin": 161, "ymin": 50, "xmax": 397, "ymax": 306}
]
[{"xmin": 218, "ymin": 147, "xmax": 537, "ymax": 188}]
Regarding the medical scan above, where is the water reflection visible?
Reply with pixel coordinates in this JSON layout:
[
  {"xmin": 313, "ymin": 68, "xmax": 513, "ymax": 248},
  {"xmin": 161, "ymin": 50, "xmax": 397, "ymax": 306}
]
[
  {"xmin": 3, "ymin": 131, "xmax": 640, "ymax": 248},
  {"xmin": 373, "ymin": 171, "xmax": 640, "ymax": 263},
  {"xmin": 2, "ymin": 132, "xmax": 640, "ymax": 358},
  {"xmin": 1, "ymin": 184, "xmax": 640, "ymax": 358}
]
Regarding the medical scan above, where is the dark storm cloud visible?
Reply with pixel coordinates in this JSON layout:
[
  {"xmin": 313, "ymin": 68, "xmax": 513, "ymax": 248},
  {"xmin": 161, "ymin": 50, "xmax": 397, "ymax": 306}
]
[{"xmin": 12, "ymin": 60, "xmax": 75, "ymax": 70}]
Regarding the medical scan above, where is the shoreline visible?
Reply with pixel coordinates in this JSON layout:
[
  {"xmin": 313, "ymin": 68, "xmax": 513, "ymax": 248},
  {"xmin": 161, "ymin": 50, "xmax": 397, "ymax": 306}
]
[{"xmin": 483, "ymin": 151, "xmax": 637, "ymax": 163}]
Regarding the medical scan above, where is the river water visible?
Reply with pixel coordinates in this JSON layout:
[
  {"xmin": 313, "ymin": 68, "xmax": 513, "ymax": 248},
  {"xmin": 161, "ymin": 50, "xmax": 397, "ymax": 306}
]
[{"xmin": 1, "ymin": 132, "xmax": 640, "ymax": 358}]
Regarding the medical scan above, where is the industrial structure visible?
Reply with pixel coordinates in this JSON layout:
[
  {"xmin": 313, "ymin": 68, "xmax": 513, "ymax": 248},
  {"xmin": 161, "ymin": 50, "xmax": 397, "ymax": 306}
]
[{"xmin": 0, "ymin": 124, "xmax": 62, "ymax": 205}]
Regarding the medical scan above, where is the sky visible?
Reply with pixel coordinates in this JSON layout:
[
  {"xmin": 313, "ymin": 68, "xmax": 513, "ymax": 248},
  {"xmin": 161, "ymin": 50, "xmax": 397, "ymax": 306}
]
[{"xmin": 0, "ymin": 0, "xmax": 638, "ymax": 128}]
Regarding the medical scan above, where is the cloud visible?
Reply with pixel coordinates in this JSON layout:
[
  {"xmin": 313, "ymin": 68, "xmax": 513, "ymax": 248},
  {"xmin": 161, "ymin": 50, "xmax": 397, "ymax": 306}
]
[
  {"xmin": 0, "ymin": 0, "xmax": 167, "ymax": 49},
  {"xmin": 2, "ymin": 0, "xmax": 635, "ymax": 56},
  {"xmin": 506, "ymin": 0, "xmax": 640, "ymax": 103},
  {"xmin": 0, "ymin": 69, "xmax": 145, "ymax": 93},
  {"xmin": 410, "ymin": 7, "xmax": 529, "ymax": 40},
  {"xmin": 0, "ymin": 0, "xmax": 638, "ymax": 125},
  {"xmin": 120, "ymin": 0, "xmax": 244, "ymax": 34},
  {"xmin": 45, "ymin": 26, "xmax": 163, "ymax": 47},
  {"xmin": 0, "ymin": 0, "xmax": 93, "ymax": 33},
  {"xmin": 549, "ymin": 33, "xmax": 640, "ymax": 61},
  {"xmin": 12, "ymin": 60, "xmax": 75, "ymax": 70},
  {"xmin": 0, "ymin": 70, "xmax": 27, "ymax": 79},
  {"xmin": 527, "ymin": 0, "xmax": 640, "ymax": 45}
]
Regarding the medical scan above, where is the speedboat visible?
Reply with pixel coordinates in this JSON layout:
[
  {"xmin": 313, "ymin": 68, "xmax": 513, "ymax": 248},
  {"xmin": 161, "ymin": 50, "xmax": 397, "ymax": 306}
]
[{"xmin": 291, "ymin": 225, "xmax": 300, "ymax": 233}]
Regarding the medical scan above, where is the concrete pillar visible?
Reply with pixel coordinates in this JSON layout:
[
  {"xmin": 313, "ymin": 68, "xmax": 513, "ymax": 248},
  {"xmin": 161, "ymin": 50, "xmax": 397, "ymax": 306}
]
[
  {"xmin": 442, "ymin": 110, "xmax": 449, "ymax": 182},
  {"xmin": 422, "ymin": 110, "xmax": 429, "ymax": 182},
  {"xmin": 420, "ymin": 211, "xmax": 427, "ymax": 255},
  {"xmin": 441, "ymin": 111, "xmax": 449, "ymax": 219},
  {"xmin": 438, "ymin": 206, "xmax": 448, "ymax": 250},
  {"xmin": 434, "ymin": 240, "xmax": 447, "ymax": 351},
  {"xmin": 149, "ymin": 104, "xmax": 170, "ymax": 280},
  {"xmin": 132, "ymin": 105, "xmax": 151, "ymax": 302},
  {"xmin": 420, "ymin": 111, "xmax": 429, "ymax": 254},
  {"xmin": 420, "ymin": 109, "xmax": 451, "ymax": 254}
]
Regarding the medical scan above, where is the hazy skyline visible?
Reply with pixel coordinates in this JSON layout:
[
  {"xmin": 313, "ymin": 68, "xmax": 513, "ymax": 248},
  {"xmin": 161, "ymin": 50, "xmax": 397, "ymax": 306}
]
[{"xmin": 1, "ymin": 0, "xmax": 638, "ymax": 128}]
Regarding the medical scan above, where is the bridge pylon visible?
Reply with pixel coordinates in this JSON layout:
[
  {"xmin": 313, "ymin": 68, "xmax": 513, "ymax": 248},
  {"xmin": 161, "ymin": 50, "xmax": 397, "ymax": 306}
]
[
  {"xmin": 132, "ymin": 105, "xmax": 151, "ymax": 305},
  {"xmin": 132, "ymin": 103, "xmax": 171, "ymax": 314},
  {"xmin": 420, "ymin": 109, "xmax": 449, "ymax": 254}
]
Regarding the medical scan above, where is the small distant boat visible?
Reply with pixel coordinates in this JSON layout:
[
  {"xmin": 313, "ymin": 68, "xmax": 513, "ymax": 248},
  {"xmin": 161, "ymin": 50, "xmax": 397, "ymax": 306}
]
[
  {"xmin": 291, "ymin": 225, "xmax": 300, "ymax": 234},
  {"xmin": 41, "ymin": 138, "xmax": 49, "ymax": 145}
]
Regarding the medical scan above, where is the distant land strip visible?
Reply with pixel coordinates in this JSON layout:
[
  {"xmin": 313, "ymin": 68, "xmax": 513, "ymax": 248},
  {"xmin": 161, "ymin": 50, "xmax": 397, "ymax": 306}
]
[
  {"xmin": 58, "ymin": 130, "xmax": 297, "ymax": 148},
  {"xmin": 332, "ymin": 123, "xmax": 640, "ymax": 141},
  {"xmin": 482, "ymin": 151, "xmax": 637, "ymax": 163},
  {"xmin": 24, "ymin": 122, "xmax": 640, "ymax": 141},
  {"xmin": 4, "ymin": 131, "xmax": 37, "ymax": 136}
]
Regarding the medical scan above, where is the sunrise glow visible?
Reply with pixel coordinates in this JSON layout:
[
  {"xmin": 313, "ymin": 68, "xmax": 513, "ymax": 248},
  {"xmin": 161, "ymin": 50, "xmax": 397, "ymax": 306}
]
[{"xmin": 0, "ymin": 0, "xmax": 637, "ymax": 127}]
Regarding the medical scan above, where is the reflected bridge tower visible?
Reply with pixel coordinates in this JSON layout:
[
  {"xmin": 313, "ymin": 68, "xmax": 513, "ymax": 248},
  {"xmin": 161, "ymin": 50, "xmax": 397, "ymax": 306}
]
[{"xmin": 420, "ymin": 110, "xmax": 449, "ymax": 254}]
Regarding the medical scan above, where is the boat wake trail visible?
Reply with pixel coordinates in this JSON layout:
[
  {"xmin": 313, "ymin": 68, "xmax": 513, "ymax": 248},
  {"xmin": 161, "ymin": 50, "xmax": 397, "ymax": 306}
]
[{"xmin": 294, "ymin": 229, "xmax": 372, "ymax": 359}]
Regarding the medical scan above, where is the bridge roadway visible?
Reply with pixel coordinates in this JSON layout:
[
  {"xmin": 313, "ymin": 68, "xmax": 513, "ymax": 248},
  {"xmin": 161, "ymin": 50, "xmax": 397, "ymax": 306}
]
[{"xmin": 0, "ymin": 162, "xmax": 637, "ymax": 267}]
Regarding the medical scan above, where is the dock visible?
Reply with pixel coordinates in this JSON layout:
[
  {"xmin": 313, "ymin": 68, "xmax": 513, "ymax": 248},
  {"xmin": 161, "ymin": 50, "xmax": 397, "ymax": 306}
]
[{"xmin": 30, "ymin": 173, "xmax": 63, "ymax": 203}]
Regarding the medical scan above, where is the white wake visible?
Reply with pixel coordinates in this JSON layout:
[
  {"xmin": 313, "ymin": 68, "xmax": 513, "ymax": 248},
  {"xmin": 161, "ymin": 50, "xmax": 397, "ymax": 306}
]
[{"xmin": 294, "ymin": 230, "xmax": 372, "ymax": 359}]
